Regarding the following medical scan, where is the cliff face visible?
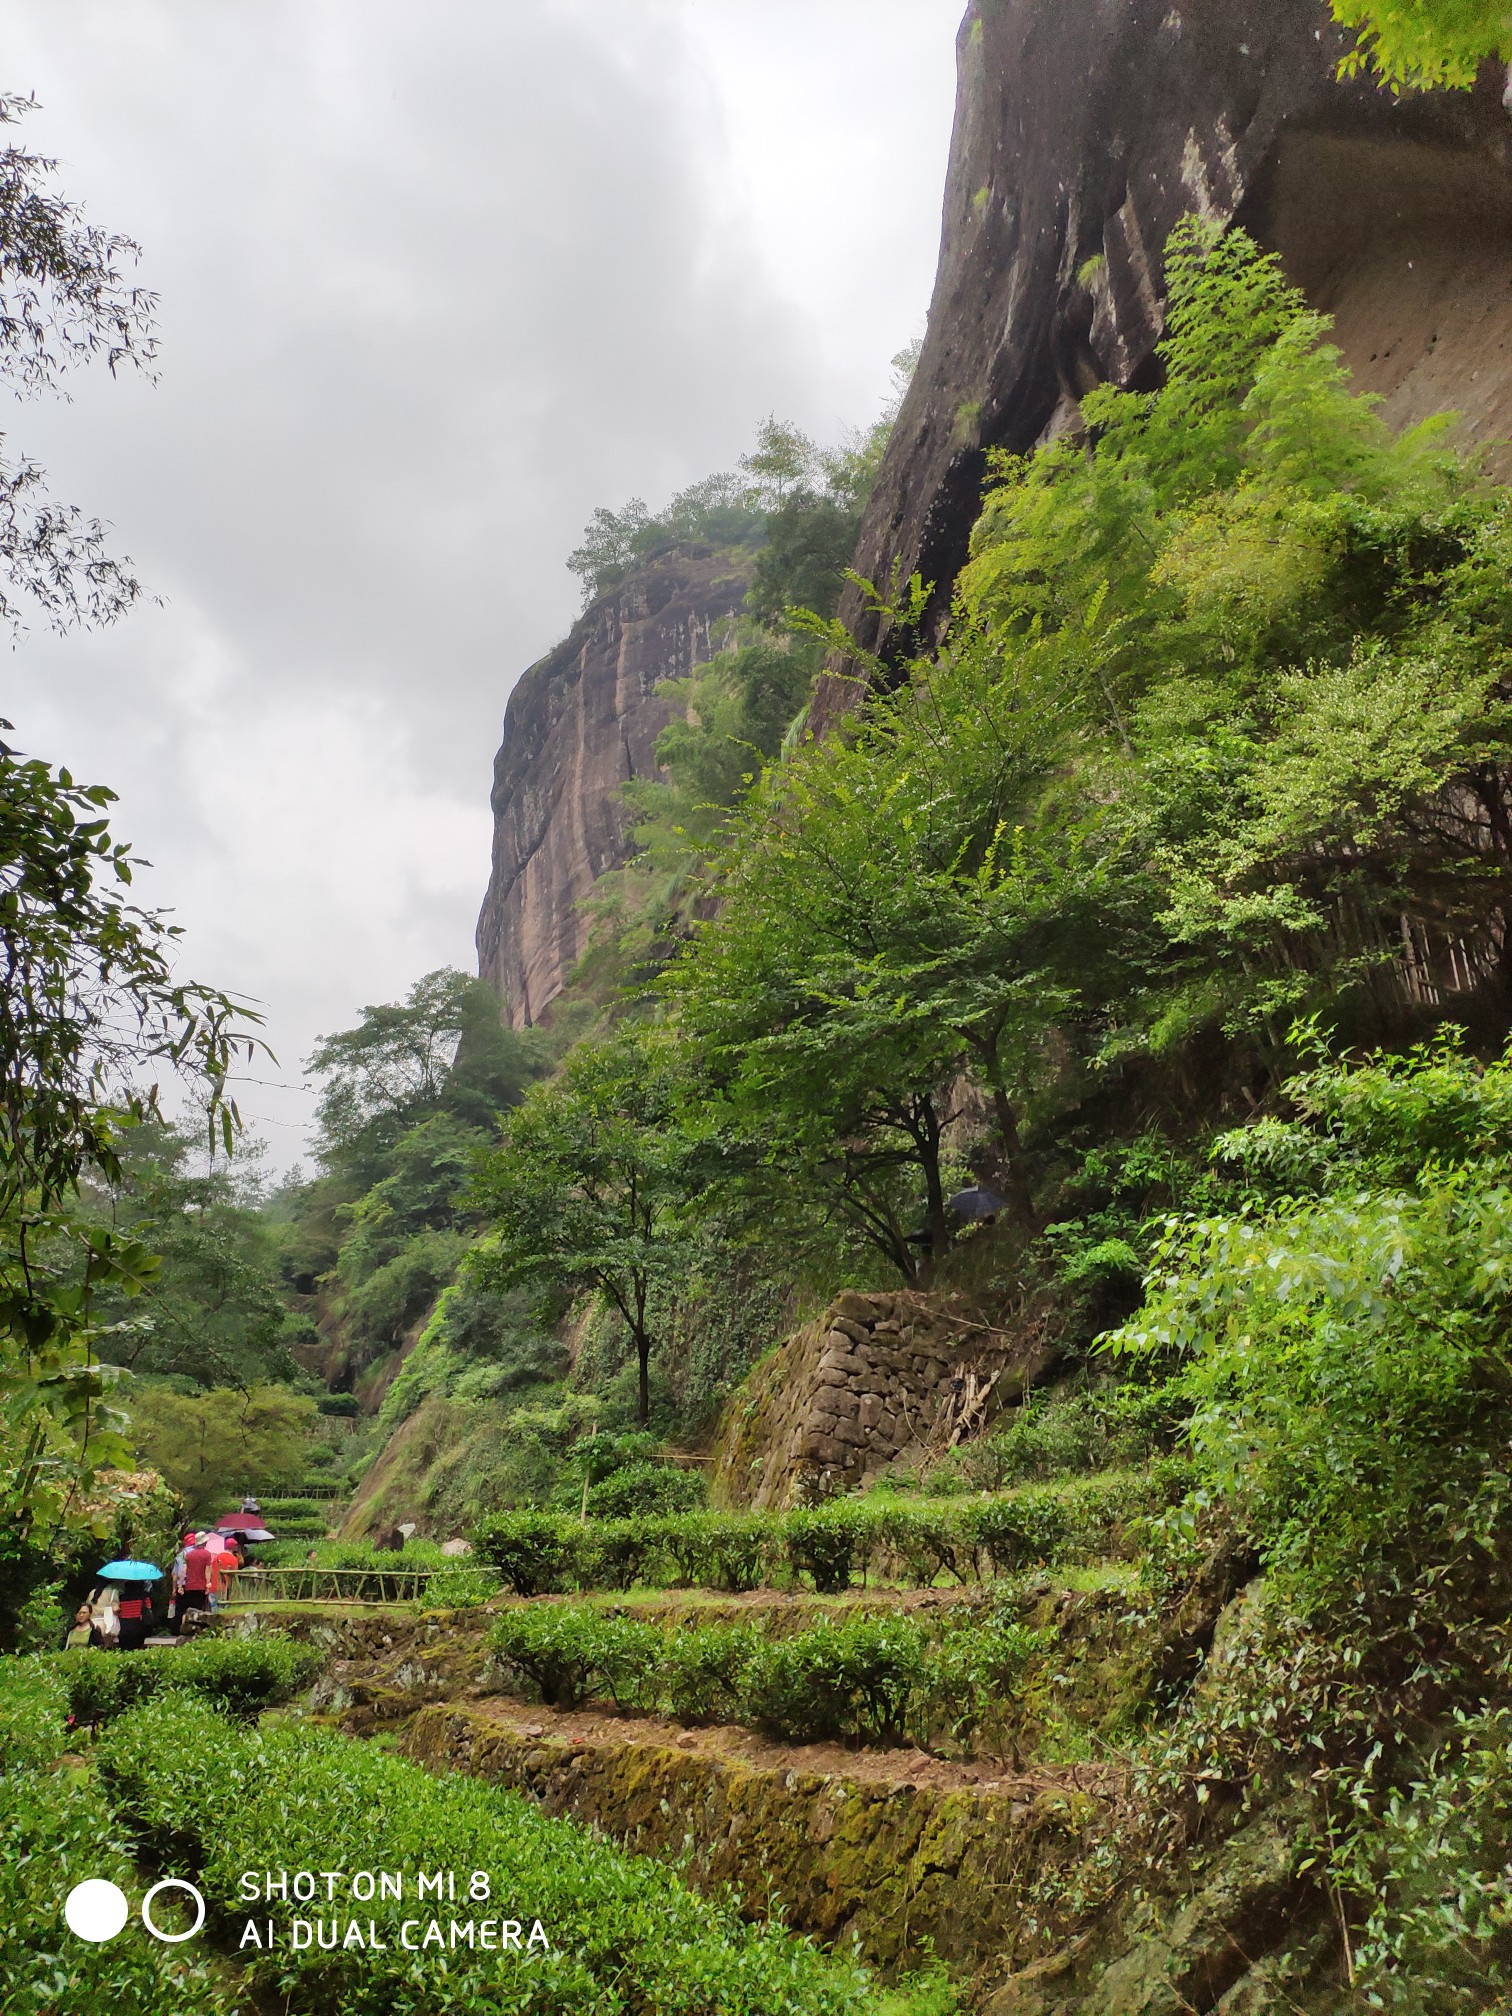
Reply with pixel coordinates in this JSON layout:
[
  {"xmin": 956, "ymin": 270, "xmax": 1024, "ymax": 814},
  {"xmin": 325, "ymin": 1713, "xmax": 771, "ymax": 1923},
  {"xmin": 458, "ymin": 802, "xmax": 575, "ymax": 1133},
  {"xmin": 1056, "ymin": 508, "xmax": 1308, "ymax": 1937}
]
[
  {"xmin": 812, "ymin": 0, "xmax": 1512, "ymax": 731},
  {"xmin": 477, "ymin": 547, "xmax": 752, "ymax": 1027}
]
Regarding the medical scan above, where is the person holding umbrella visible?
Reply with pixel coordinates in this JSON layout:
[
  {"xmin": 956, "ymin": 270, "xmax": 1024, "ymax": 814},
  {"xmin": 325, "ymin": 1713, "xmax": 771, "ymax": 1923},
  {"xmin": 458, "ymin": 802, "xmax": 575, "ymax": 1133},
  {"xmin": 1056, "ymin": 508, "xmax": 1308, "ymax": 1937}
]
[
  {"xmin": 205, "ymin": 1531, "xmax": 240, "ymax": 1610},
  {"xmin": 93, "ymin": 1559, "xmax": 165, "ymax": 1651}
]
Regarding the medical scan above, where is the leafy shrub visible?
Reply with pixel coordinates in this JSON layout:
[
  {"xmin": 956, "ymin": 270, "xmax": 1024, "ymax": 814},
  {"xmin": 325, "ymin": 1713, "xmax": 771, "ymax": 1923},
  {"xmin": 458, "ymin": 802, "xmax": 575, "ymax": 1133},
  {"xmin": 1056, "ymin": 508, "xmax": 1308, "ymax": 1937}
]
[
  {"xmin": 1347, "ymin": 1706, "xmax": 1512, "ymax": 2010},
  {"xmin": 575, "ymin": 1517, "xmax": 657, "ymax": 1592},
  {"xmin": 585, "ymin": 1459, "xmax": 706, "ymax": 1519},
  {"xmin": 660, "ymin": 1623, "xmax": 764, "ymax": 1723},
  {"xmin": 942, "ymin": 1383, "xmax": 1179, "ymax": 1493},
  {"xmin": 481, "ymin": 1599, "xmax": 1064, "ymax": 1757},
  {"xmin": 0, "ymin": 1656, "xmax": 68, "ymax": 1768},
  {"xmin": 964, "ymin": 1490, "xmax": 1072, "ymax": 1577},
  {"xmin": 52, "ymin": 1634, "xmax": 320, "ymax": 1726},
  {"xmin": 489, "ymin": 1607, "xmax": 659, "ymax": 1711},
  {"xmin": 475, "ymin": 1510, "xmax": 584, "ymax": 1595},
  {"xmin": 930, "ymin": 1605, "xmax": 1052, "ymax": 1754},
  {"xmin": 469, "ymin": 1473, "xmax": 1173, "ymax": 1602},
  {"xmin": 653, "ymin": 1510, "xmax": 777, "ymax": 1592},
  {"xmin": 874, "ymin": 1503, "xmax": 976, "ymax": 1587},
  {"xmin": 747, "ymin": 1615, "xmax": 932, "ymax": 1747},
  {"xmin": 259, "ymin": 1537, "xmax": 451, "ymax": 1568},
  {"xmin": 698, "ymin": 1512, "xmax": 776, "ymax": 1592},
  {"xmin": 0, "ymin": 1659, "xmax": 236, "ymax": 2013},
  {"xmin": 100, "ymin": 1693, "xmax": 889, "ymax": 2014},
  {"xmin": 785, "ymin": 1501, "xmax": 880, "ymax": 1593},
  {"xmin": 257, "ymin": 1496, "xmax": 329, "ymax": 1520},
  {"xmin": 1108, "ymin": 1039, "xmax": 1512, "ymax": 1622}
]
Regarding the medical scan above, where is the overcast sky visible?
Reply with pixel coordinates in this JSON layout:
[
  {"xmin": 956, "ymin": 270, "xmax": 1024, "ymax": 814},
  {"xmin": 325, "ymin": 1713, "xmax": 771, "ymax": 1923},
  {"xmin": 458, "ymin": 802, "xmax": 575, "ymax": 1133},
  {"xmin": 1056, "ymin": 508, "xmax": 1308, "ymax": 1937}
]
[{"xmin": 2, "ymin": 0, "xmax": 962, "ymax": 1168}]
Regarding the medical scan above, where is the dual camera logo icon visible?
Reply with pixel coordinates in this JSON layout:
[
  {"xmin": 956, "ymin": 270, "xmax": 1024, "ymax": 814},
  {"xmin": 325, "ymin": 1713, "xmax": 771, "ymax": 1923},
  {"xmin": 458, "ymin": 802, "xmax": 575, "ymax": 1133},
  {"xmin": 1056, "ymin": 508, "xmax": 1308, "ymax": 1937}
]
[{"xmin": 65, "ymin": 1877, "xmax": 205, "ymax": 1944}]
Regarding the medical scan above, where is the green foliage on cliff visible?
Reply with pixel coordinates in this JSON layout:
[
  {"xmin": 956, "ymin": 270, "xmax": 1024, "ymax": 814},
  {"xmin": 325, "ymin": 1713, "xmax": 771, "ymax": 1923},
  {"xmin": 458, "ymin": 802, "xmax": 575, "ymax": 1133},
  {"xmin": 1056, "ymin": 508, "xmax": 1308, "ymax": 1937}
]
[
  {"xmin": 1330, "ymin": 0, "xmax": 1512, "ymax": 88},
  {"xmin": 277, "ymin": 967, "xmax": 552, "ymax": 1391},
  {"xmin": 661, "ymin": 220, "xmax": 1512, "ymax": 1289},
  {"xmin": 468, "ymin": 1026, "xmax": 710, "ymax": 1424},
  {"xmin": 1109, "ymin": 1033, "xmax": 1512, "ymax": 1625}
]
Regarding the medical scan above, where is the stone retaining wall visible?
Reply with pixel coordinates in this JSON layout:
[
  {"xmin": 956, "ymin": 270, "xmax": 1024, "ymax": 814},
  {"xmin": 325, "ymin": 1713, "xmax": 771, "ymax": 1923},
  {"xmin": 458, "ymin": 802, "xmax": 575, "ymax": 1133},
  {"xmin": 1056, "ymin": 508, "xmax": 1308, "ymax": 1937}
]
[
  {"xmin": 712, "ymin": 1290, "xmax": 1057, "ymax": 1510},
  {"xmin": 401, "ymin": 1700, "xmax": 1079, "ymax": 1975}
]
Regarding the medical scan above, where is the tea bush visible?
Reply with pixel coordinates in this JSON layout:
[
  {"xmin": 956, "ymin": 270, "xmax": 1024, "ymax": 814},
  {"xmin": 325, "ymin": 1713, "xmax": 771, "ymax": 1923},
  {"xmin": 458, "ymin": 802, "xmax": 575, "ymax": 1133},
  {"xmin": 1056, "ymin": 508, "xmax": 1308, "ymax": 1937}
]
[
  {"xmin": 660, "ymin": 1621, "xmax": 765, "ymax": 1723},
  {"xmin": 488, "ymin": 1601, "xmax": 1055, "ymax": 1753},
  {"xmin": 0, "ymin": 1654, "xmax": 68, "ymax": 1767},
  {"xmin": 52, "ymin": 1634, "xmax": 320, "ymax": 1727},
  {"xmin": 584, "ymin": 1459, "xmax": 705, "ymax": 1519},
  {"xmin": 100, "ymin": 1692, "xmax": 921, "ymax": 2014},
  {"xmin": 489, "ymin": 1607, "xmax": 660, "ymax": 1711},
  {"xmin": 257, "ymin": 1538, "xmax": 452, "ymax": 1568},
  {"xmin": 474, "ymin": 1470, "xmax": 1170, "ymax": 1600},
  {"xmin": 0, "ymin": 1659, "xmax": 237, "ymax": 2014},
  {"xmin": 476, "ymin": 1511, "xmax": 586, "ymax": 1596},
  {"xmin": 745, "ymin": 1616, "xmax": 932, "ymax": 1746}
]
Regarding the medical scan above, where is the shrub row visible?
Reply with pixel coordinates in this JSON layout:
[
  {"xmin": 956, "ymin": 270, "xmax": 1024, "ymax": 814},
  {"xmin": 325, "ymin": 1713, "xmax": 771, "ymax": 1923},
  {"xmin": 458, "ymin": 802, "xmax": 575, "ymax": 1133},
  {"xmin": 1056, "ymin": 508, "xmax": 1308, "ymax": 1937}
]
[
  {"xmin": 50, "ymin": 1634, "xmax": 321, "ymax": 1727},
  {"xmin": 476, "ymin": 1468, "xmax": 1179, "ymax": 1598},
  {"xmin": 488, "ymin": 1602, "xmax": 1049, "ymax": 1753},
  {"xmin": 99, "ymin": 1692, "xmax": 942, "ymax": 2015},
  {"xmin": 0, "ymin": 1659, "xmax": 236, "ymax": 2013},
  {"xmin": 261, "ymin": 1513, "xmax": 332, "ymax": 1539},
  {"xmin": 239, "ymin": 1537, "xmax": 493, "ymax": 1606}
]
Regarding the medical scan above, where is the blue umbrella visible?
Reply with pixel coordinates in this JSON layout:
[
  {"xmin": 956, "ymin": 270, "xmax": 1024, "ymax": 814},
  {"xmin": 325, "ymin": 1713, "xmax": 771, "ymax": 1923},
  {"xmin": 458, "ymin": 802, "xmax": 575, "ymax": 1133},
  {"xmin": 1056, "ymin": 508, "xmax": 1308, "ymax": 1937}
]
[{"xmin": 97, "ymin": 1559, "xmax": 163, "ymax": 1581}]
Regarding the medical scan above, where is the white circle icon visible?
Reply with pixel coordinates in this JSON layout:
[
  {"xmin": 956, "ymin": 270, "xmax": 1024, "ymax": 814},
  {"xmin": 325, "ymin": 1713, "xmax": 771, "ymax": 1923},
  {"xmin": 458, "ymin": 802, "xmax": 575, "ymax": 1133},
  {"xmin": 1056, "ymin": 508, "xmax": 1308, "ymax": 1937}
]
[
  {"xmin": 141, "ymin": 1877, "xmax": 206, "ymax": 1943},
  {"xmin": 64, "ymin": 1879, "xmax": 130, "ymax": 1942}
]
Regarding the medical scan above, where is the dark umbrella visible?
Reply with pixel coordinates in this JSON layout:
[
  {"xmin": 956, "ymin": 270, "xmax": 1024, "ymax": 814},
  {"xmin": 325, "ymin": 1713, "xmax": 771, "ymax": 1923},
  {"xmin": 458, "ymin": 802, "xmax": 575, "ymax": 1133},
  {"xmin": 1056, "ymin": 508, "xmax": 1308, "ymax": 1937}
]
[
  {"xmin": 97, "ymin": 1559, "xmax": 164, "ymax": 1581},
  {"xmin": 947, "ymin": 1185, "xmax": 1005, "ymax": 1221},
  {"xmin": 215, "ymin": 1512, "xmax": 276, "ymax": 1536}
]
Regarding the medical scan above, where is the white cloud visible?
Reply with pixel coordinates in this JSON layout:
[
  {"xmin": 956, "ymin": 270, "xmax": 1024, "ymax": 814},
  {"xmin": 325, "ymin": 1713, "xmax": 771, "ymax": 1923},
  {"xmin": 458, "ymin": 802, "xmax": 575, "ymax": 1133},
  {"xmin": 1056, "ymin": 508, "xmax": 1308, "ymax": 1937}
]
[{"xmin": 0, "ymin": 0, "xmax": 960, "ymax": 1164}]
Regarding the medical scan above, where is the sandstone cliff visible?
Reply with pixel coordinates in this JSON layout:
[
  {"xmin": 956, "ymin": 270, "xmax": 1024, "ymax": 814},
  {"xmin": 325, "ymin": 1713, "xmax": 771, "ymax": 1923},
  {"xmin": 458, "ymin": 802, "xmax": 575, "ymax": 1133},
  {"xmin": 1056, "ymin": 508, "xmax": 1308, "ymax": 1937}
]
[
  {"xmin": 813, "ymin": 0, "xmax": 1512, "ymax": 731},
  {"xmin": 477, "ymin": 547, "xmax": 753, "ymax": 1027}
]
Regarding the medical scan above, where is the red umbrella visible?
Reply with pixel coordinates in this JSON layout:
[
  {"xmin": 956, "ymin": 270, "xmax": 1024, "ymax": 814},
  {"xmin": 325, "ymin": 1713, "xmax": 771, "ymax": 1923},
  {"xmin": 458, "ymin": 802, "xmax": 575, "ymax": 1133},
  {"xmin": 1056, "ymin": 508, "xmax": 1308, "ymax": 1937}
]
[{"xmin": 215, "ymin": 1512, "xmax": 276, "ymax": 1535}]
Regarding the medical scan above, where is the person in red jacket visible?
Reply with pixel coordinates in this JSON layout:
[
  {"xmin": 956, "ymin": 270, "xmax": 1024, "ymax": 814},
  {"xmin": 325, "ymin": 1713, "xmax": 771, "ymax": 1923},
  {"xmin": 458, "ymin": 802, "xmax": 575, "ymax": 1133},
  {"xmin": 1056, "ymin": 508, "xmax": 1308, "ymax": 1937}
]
[
  {"xmin": 171, "ymin": 1534, "xmax": 215, "ymax": 1629},
  {"xmin": 113, "ymin": 1584, "xmax": 153, "ymax": 1650}
]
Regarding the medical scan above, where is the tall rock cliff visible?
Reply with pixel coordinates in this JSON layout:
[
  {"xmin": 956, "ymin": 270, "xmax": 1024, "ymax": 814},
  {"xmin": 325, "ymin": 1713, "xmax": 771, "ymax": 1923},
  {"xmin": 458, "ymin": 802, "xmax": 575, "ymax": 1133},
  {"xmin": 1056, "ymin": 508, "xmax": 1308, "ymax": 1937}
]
[
  {"xmin": 813, "ymin": 0, "xmax": 1512, "ymax": 731},
  {"xmin": 477, "ymin": 547, "xmax": 752, "ymax": 1027}
]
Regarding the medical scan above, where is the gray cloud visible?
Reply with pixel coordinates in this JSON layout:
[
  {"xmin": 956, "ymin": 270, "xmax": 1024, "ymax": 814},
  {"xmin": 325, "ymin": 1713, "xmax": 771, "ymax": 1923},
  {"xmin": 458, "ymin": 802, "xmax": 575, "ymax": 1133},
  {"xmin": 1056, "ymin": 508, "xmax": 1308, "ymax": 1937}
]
[{"xmin": 1, "ymin": 0, "xmax": 960, "ymax": 1158}]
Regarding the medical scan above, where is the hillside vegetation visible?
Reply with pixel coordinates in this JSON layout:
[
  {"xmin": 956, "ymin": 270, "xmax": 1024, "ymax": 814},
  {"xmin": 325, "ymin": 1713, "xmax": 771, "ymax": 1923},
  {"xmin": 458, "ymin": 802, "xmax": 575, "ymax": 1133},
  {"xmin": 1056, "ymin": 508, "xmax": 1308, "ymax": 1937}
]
[{"xmin": 9, "ymin": 102, "xmax": 1512, "ymax": 2004}]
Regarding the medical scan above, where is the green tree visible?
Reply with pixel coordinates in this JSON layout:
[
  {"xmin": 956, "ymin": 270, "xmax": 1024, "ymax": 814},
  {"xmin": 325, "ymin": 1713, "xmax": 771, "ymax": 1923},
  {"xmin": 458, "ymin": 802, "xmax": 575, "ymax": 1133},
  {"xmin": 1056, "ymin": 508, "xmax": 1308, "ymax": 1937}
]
[
  {"xmin": 0, "ymin": 94, "xmax": 158, "ymax": 635},
  {"xmin": 469, "ymin": 1029, "xmax": 702, "ymax": 1424},
  {"xmin": 125, "ymin": 1381, "xmax": 319, "ymax": 1521},
  {"xmin": 0, "ymin": 97, "xmax": 261, "ymax": 1639},
  {"xmin": 83, "ymin": 1122, "xmax": 290, "ymax": 1388},
  {"xmin": 667, "ymin": 219, "xmax": 1512, "ymax": 1293},
  {"xmin": 1330, "ymin": 0, "xmax": 1512, "ymax": 89},
  {"xmin": 307, "ymin": 967, "xmax": 541, "ymax": 1181},
  {"xmin": 0, "ymin": 736, "xmax": 258, "ymax": 1635}
]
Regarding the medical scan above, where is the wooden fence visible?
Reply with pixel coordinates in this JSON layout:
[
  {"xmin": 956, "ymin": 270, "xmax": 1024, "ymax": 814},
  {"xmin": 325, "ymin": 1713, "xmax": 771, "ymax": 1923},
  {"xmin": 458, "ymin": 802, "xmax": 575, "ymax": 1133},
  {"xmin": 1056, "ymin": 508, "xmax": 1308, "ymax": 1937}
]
[{"xmin": 223, "ymin": 1566, "xmax": 436, "ymax": 1607}]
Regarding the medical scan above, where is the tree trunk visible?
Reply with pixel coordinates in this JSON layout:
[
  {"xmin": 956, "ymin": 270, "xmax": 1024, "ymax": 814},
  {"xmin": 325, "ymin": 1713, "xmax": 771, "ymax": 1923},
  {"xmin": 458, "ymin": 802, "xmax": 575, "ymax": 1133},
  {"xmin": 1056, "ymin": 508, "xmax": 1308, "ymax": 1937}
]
[
  {"xmin": 919, "ymin": 1096, "xmax": 950, "ymax": 1261},
  {"xmin": 635, "ymin": 1330, "xmax": 651, "ymax": 1426},
  {"xmin": 987, "ymin": 1080, "xmax": 1036, "ymax": 1229}
]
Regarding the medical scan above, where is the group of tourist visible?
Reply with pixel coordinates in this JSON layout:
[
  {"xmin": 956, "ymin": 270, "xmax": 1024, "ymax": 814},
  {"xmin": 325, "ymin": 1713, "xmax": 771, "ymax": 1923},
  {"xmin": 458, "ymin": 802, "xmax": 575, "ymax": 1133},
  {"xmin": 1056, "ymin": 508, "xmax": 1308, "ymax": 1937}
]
[{"xmin": 66, "ymin": 1518, "xmax": 257, "ymax": 1651}]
